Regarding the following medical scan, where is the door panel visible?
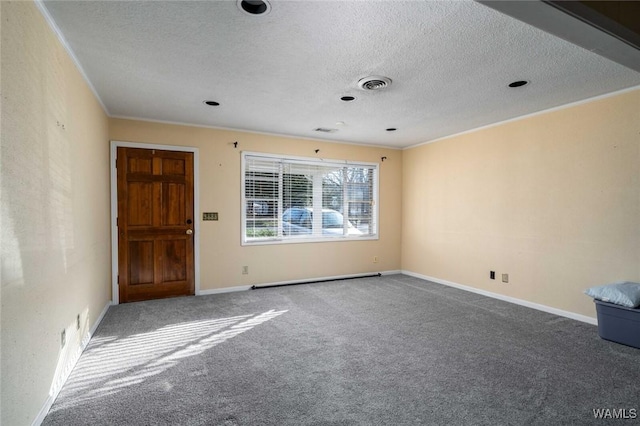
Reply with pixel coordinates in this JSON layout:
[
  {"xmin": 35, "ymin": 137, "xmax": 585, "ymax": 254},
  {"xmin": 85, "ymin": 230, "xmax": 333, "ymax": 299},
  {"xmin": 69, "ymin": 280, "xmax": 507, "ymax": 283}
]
[
  {"xmin": 117, "ymin": 147, "xmax": 195, "ymax": 303},
  {"xmin": 129, "ymin": 241, "xmax": 154, "ymax": 285},
  {"xmin": 163, "ymin": 183, "xmax": 186, "ymax": 225},
  {"xmin": 162, "ymin": 158, "xmax": 186, "ymax": 175},
  {"xmin": 162, "ymin": 239, "xmax": 187, "ymax": 282},
  {"xmin": 128, "ymin": 157, "xmax": 152, "ymax": 174},
  {"xmin": 128, "ymin": 183, "xmax": 153, "ymax": 225}
]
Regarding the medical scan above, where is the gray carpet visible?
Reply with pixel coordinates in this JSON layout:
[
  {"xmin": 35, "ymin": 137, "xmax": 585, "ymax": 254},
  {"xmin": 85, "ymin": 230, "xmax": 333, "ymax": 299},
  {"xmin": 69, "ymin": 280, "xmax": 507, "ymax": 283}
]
[{"xmin": 43, "ymin": 274, "xmax": 640, "ymax": 425}]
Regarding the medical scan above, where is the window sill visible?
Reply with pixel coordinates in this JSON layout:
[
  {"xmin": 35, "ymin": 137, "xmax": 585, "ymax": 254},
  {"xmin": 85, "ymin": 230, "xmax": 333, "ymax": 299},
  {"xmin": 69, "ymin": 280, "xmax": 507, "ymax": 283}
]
[{"xmin": 241, "ymin": 234, "xmax": 379, "ymax": 246}]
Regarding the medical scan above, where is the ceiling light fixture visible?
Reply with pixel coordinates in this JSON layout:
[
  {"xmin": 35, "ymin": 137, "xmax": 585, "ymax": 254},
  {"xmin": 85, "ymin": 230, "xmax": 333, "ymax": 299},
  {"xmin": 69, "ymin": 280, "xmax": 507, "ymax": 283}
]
[
  {"xmin": 237, "ymin": 0, "xmax": 271, "ymax": 16},
  {"xmin": 340, "ymin": 96, "xmax": 356, "ymax": 102},
  {"xmin": 203, "ymin": 100, "xmax": 220, "ymax": 106},
  {"xmin": 508, "ymin": 80, "xmax": 529, "ymax": 88},
  {"xmin": 358, "ymin": 76, "xmax": 392, "ymax": 91}
]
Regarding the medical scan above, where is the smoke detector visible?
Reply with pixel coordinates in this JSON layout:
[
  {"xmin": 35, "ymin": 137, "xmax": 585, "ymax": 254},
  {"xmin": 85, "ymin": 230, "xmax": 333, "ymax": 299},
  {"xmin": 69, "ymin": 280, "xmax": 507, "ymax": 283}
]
[{"xmin": 358, "ymin": 76, "xmax": 392, "ymax": 91}]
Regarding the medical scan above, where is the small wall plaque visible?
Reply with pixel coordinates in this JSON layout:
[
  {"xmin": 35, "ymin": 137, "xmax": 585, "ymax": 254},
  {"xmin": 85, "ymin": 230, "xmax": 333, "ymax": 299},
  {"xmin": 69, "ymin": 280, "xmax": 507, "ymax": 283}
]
[{"xmin": 203, "ymin": 212, "xmax": 219, "ymax": 221}]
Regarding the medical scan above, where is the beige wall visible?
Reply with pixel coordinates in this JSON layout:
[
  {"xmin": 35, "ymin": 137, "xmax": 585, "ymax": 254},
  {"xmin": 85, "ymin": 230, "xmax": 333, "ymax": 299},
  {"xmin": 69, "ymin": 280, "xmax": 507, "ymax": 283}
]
[
  {"xmin": 110, "ymin": 119, "xmax": 403, "ymax": 291},
  {"xmin": 1, "ymin": 2, "xmax": 111, "ymax": 425},
  {"xmin": 402, "ymin": 89, "xmax": 640, "ymax": 318}
]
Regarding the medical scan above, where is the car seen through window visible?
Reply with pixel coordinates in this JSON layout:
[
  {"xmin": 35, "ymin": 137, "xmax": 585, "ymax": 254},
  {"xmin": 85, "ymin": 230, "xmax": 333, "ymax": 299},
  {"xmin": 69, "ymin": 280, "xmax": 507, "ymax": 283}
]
[{"xmin": 282, "ymin": 208, "xmax": 362, "ymax": 236}]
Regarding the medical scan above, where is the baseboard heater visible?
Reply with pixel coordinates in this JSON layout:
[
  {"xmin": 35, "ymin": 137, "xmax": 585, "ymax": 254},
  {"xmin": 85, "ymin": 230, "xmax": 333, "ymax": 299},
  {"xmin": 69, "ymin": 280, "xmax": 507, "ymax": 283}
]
[{"xmin": 251, "ymin": 273, "xmax": 382, "ymax": 290}]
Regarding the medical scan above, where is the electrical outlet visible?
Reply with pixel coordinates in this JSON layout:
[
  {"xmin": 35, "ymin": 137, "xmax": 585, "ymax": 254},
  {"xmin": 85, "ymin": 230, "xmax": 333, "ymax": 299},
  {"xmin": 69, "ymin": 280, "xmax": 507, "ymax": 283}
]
[
  {"xmin": 76, "ymin": 314, "xmax": 80, "ymax": 330},
  {"xmin": 373, "ymin": 256, "xmax": 378, "ymax": 263},
  {"xmin": 61, "ymin": 329, "xmax": 66, "ymax": 348},
  {"xmin": 242, "ymin": 266, "xmax": 249, "ymax": 275},
  {"xmin": 502, "ymin": 273, "xmax": 509, "ymax": 283},
  {"xmin": 490, "ymin": 271, "xmax": 495, "ymax": 280}
]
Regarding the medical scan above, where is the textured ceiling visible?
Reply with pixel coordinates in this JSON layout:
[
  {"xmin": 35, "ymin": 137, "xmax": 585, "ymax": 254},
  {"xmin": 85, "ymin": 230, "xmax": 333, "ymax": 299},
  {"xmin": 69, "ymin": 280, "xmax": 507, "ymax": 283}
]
[{"xmin": 41, "ymin": 0, "xmax": 640, "ymax": 149}]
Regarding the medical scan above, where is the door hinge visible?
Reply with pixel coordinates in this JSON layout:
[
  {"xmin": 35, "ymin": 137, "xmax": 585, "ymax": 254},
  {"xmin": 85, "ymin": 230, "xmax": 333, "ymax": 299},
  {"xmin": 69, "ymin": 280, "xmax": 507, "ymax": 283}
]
[{"xmin": 117, "ymin": 275, "xmax": 119, "ymax": 284}]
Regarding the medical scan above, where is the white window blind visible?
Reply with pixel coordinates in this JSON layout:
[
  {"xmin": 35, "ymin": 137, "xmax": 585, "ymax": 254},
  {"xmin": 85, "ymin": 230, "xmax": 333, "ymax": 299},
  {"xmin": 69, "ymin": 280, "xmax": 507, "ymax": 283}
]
[{"xmin": 242, "ymin": 152, "xmax": 378, "ymax": 244}]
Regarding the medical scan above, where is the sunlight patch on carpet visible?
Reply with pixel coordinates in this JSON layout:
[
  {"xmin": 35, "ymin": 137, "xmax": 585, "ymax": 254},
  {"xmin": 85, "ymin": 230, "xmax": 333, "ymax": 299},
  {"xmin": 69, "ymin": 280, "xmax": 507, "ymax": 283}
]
[{"xmin": 49, "ymin": 309, "xmax": 287, "ymax": 411}]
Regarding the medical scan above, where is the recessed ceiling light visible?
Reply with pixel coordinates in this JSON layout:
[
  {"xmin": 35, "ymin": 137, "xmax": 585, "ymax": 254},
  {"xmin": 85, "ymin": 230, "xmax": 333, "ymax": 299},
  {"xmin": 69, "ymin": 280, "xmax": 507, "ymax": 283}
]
[
  {"xmin": 358, "ymin": 76, "xmax": 392, "ymax": 91},
  {"xmin": 340, "ymin": 96, "xmax": 356, "ymax": 102},
  {"xmin": 386, "ymin": 128, "xmax": 397, "ymax": 132},
  {"xmin": 203, "ymin": 100, "xmax": 220, "ymax": 106},
  {"xmin": 237, "ymin": 0, "xmax": 271, "ymax": 16},
  {"xmin": 508, "ymin": 80, "xmax": 529, "ymax": 88}
]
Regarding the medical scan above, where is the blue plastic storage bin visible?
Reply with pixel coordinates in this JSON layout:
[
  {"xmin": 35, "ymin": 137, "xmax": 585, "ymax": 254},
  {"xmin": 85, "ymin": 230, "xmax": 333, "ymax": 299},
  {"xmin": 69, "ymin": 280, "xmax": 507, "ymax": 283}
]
[{"xmin": 594, "ymin": 300, "xmax": 640, "ymax": 349}]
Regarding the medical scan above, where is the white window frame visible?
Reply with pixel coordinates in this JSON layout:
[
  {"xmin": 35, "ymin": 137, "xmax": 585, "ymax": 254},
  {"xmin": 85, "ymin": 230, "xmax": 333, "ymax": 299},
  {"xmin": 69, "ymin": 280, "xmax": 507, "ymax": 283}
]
[{"xmin": 241, "ymin": 151, "xmax": 379, "ymax": 245}]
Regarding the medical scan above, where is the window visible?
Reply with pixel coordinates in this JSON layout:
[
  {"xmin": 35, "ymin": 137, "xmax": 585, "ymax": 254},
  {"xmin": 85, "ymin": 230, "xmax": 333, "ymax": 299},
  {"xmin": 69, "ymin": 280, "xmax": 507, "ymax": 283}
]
[{"xmin": 242, "ymin": 152, "xmax": 379, "ymax": 244}]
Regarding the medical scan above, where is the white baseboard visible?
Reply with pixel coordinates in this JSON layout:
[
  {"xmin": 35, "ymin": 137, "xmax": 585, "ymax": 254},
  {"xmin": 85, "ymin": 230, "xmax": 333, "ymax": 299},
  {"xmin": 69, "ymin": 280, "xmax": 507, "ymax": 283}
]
[
  {"xmin": 401, "ymin": 270, "xmax": 597, "ymax": 325},
  {"xmin": 32, "ymin": 301, "xmax": 112, "ymax": 426},
  {"xmin": 90, "ymin": 301, "xmax": 112, "ymax": 337},
  {"xmin": 198, "ymin": 285, "xmax": 253, "ymax": 295},
  {"xmin": 198, "ymin": 270, "xmax": 401, "ymax": 294}
]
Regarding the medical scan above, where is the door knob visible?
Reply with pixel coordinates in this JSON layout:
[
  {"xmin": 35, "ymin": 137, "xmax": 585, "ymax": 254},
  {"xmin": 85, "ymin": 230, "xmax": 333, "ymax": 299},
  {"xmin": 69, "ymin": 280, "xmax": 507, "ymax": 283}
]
[{"xmin": 186, "ymin": 229, "xmax": 193, "ymax": 235}]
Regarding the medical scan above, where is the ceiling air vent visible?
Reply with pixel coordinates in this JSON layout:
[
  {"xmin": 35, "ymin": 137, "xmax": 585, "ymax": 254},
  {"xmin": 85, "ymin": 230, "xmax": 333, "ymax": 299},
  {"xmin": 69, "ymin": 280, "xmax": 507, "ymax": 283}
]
[
  {"xmin": 314, "ymin": 128, "xmax": 338, "ymax": 133},
  {"xmin": 358, "ymin": 76, "xmax": 392, "ymax": 91}
]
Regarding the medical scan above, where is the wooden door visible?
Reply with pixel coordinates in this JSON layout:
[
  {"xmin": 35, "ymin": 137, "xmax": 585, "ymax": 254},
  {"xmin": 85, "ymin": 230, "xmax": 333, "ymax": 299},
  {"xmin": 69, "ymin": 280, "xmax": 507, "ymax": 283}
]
[{"xmin": 117, "ymin": 147, "xmax": 195, "ymax": 303}]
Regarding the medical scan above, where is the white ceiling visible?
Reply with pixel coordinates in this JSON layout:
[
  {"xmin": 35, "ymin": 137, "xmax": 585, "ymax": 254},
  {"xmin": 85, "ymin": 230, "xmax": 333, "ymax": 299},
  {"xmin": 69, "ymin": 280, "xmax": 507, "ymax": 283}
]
[{"xmin": 41, "ymin": 0, "xmax": 640, "ymax": 149}]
